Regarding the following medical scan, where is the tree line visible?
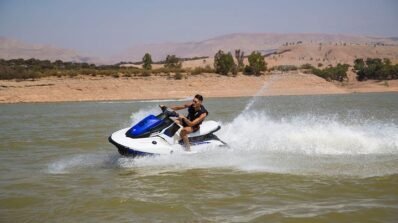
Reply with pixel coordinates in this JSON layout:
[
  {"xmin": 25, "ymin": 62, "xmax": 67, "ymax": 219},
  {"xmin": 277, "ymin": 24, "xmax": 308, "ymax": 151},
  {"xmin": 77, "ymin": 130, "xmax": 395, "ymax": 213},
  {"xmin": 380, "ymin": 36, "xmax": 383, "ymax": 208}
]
[
  {"xmin": 141, "ymin": 50, "xmax": 266, "ymax": 76},
  {"xmin": 299, "ymin": 57, "xmax": 398, "ymax": 82},
  {"xmin": 300, "ymin": 63, "xmax": 350, "ymax": 82},
  {"xmin": 354, "ymin": 58, "xmax": 398, "ymax": 81},
  {"xmin": 1, "ymin": 54, "xmax": 396, "ymax": 82}
]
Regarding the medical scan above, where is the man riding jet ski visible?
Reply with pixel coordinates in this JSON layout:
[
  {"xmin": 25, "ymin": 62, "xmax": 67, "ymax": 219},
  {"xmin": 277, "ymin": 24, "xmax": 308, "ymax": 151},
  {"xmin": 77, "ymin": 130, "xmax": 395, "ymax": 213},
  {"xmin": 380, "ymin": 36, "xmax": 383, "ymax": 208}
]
[
  {"xmin": 108, "ymin": 95, "xmax": 226, "ymax": 157},
  {"xmin": 165, "ymin": 94, "xmax": 208, "ymax": 151}
]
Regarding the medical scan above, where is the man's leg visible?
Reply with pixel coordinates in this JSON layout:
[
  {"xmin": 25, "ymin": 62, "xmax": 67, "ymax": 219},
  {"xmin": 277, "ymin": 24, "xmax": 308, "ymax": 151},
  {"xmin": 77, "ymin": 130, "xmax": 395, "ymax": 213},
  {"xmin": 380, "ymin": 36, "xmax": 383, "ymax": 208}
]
[{"xmin": 180, "ymin": 127, "xmax": 193, "ymax": 151}]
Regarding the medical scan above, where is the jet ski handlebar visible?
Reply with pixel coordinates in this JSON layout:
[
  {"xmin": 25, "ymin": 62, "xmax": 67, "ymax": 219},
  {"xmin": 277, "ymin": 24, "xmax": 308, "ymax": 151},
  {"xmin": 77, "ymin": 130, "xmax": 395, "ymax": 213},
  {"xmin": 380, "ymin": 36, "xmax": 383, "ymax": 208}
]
[{"xmin": 159, "ymin": 105, "xmax": 179, "ymax": 118}]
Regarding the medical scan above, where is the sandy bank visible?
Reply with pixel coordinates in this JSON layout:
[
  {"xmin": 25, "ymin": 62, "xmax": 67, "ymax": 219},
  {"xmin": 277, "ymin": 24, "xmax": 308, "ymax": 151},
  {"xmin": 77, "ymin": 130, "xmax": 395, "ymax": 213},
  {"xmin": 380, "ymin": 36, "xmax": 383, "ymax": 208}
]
[{"xmin": 0, "ymin": 72, "xmax": 397, "ymax": 103}]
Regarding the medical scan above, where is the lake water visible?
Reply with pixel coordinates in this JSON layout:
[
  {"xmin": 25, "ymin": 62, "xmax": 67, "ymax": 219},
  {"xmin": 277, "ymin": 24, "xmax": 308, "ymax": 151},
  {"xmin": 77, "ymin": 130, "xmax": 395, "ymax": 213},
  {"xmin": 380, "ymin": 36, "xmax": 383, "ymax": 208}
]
[{"xmin": 1, "ymin": 93, "xmax": 398, "ymax": 222}]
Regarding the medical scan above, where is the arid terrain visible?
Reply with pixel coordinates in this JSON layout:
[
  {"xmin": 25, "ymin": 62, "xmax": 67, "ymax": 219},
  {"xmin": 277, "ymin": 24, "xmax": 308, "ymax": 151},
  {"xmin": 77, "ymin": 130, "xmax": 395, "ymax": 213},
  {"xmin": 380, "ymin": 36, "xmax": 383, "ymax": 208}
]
[
  {"xmin": 1, "ymin": 71, "xmax": 397, "ymax": 103},
  {"xmin": 2, "ymin": 33, "xmax": 397, "ymax": 64},
  {"xmin": 1, "ymin": 33, "xmax": 397, "ymax": 103}
]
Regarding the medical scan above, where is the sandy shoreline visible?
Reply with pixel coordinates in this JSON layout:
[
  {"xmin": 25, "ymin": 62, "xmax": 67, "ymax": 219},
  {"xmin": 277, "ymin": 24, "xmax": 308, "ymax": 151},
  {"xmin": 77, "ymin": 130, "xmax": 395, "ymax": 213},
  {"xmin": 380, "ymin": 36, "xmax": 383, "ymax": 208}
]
[{"xmin": 1, "ymin": 72, "xmax": 397, "ymax": 104}]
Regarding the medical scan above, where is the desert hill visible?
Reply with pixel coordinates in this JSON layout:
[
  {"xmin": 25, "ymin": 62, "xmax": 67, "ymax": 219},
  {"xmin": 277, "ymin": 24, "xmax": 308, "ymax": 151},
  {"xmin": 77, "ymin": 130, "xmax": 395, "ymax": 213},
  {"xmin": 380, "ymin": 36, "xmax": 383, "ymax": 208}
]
[
  {"xmin": 175, "ymin": 42, "xmax": 398, "ymax": 72},
  {"xmin": 1, "ymin": 33, "xmax": 397, "ymax": 65},
  {"xmin": 115, "ymin": 33, "xmax": 398, "ymax": 62},
  {"xmin": 267, "ymin": 43, "xmax": 398, "ymax": 67},
  {"xmin": 0, "ymin": 37, "xmax": 100, "ymax": 63}
]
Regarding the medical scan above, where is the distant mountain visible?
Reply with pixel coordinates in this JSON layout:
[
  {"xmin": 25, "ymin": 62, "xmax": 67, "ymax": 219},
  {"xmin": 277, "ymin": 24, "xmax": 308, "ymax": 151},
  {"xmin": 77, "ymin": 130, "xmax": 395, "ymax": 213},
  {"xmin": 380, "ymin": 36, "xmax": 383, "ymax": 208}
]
[
  {"xmin": 2, "ymin": 33, "xmax": 397, "ymax": 64},
  {"xmin": 388, "ymin": 37, "xmax": 398, "ymax": 41},
  {"xmin": 0, "ymin": 37, "xmax": 101, "ymax": 64},
  {"xmin": 113, "ymin": 33, "xmax": 398, "ymax": 62}
]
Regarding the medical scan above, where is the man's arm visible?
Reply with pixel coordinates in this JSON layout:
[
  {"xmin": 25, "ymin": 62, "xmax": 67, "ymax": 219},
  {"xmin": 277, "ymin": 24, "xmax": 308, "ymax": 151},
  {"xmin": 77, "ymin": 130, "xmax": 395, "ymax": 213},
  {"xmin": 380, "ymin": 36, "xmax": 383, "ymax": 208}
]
[
  {"xmin": 180, "ymin": 113, "xmax": 206, "ymax": 127},
  {"xmin": 170, "ymin": 103, "xmax": 192, "ymax": 111}
]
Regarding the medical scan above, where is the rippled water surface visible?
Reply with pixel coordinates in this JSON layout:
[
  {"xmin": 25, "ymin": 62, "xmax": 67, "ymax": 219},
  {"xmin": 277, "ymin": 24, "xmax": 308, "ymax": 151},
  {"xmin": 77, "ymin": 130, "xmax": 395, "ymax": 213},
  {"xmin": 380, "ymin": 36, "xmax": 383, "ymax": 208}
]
[{"xmin": 1, "ymin": 93, "xmax": 398, "ymax": 222}]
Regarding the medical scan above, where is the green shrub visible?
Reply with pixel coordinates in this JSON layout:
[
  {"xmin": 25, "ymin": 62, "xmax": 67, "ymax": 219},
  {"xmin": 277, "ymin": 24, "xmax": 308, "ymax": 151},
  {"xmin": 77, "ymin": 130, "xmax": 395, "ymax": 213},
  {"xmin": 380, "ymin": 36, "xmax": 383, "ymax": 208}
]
[
  {"xmin": 68, "ymin": 72, "xmax": 78, "ymax": 78},
  {"xmin": 243, "ymin": 65, "xmax": 254, "ymax": 75},
  {"xmin": 245, "ymin": 51, "xmax": 266, "ymax": 75},
  {"xmin": 141, "ymin": 70, "xmax": 151, "ymax": 77},
  {"xmin": 191, "ymin": 66, "xmax": 214, "ymax": 75},
  {"xmin": 214, "ymin": 50, "xmax": 235, "ymax": 75},
  {"xmin": 98, "ymin": 70, "xmax": 113, "ymax": 76},
  {"xmin": 80, "ymin": 69, "xmax": 95, "ymax": 75},
  {"xmin": 231, "ymin": 64, "xmax": 238, "ymax": 75},
  {"xmin": 354, "ymin": 58, "xmax": 398, "ymax": 81},
  {"xmin": 272, "ymin": 65, "xmax": 298, "ymax": 72},
  {"xmin": 164, "ymin": 55, "xmax": 182, "ymax": 69},
  {"xmin": 311, "ymin": 64, "xmax": 349, "ymax": 82},
  {"xmin": 142, "ymin": 53, "xmax": 152, "ymax": 70},
  {"xmin": 191, "ymin": 67, "xmax": 203, "ymax": 75},
  {"xmin": 175, "ymin": 72, "xmax": 183, "ymax": 80},
  {"xmin": 152, "ymin": 67, "xmax": 184, "ymax": 75},
  {"xmin": 0, "ymin": 66, "xmax": 41, "ymax": 80},
  {"xmin": 300, "ymin": 63, "xmax": 314, "ymax": 70}
]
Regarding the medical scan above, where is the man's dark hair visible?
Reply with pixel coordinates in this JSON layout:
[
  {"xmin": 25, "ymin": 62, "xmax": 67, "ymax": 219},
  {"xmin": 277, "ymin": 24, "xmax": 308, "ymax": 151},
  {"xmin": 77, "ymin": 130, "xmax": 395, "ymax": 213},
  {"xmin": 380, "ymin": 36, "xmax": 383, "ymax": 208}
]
[{"xmin": 195, "ymin": 94, "xmax": 203, "ymax": 102}]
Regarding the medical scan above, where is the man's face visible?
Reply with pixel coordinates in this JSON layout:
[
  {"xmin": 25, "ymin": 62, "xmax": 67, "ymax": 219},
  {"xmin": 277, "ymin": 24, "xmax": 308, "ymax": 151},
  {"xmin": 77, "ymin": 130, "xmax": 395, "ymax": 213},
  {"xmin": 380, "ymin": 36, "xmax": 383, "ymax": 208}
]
[{"xmin": 192, "ymin": 98, "xmax": 201, "ymax": 109}]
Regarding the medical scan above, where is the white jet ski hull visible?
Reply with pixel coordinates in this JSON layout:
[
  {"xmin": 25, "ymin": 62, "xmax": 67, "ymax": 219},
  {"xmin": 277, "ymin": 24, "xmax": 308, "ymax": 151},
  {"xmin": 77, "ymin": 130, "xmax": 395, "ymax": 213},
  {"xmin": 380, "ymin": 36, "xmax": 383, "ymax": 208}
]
[{"xmin": 109, "ymin": 120, "xmax": 226, "ymax": 157}]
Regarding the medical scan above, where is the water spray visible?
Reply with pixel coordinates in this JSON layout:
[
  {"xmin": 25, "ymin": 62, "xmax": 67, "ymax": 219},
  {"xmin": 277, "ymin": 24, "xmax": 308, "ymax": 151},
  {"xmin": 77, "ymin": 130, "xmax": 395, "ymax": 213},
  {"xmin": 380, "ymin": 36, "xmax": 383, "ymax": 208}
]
[{"xmin": 242, "ymin": 74, "xmax": 280, "ymax": 113}]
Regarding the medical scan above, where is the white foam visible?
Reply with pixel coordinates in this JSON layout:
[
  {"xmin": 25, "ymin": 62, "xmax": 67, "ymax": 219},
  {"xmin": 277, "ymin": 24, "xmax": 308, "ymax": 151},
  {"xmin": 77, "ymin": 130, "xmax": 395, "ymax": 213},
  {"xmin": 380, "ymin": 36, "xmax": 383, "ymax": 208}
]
[
  {"xmin": 221, "ymin": 111, "xmax": 398, "ymax": 155},
  {"xmin": 129, "ymin": 106, "xmax": 160, "ymax": 125},
  {"xmin": 47, "ymin": 153, "xmax": 119, "ymax": 174}
]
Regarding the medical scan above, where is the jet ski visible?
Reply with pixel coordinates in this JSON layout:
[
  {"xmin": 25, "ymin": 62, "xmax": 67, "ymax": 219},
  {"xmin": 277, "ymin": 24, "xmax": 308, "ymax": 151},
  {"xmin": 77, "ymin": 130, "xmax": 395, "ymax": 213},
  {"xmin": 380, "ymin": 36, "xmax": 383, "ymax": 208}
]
[{"xmin": 108, "ymin": 106, "xmax": 227, "ymax": 157}]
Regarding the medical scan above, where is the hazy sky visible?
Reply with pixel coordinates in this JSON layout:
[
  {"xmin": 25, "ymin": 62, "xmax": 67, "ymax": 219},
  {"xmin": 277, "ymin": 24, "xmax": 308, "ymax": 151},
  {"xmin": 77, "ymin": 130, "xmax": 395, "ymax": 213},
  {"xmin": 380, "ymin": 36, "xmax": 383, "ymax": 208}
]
[{"xmin": 1, "ymin": 0, "xmax": 397, "ymax": 56}]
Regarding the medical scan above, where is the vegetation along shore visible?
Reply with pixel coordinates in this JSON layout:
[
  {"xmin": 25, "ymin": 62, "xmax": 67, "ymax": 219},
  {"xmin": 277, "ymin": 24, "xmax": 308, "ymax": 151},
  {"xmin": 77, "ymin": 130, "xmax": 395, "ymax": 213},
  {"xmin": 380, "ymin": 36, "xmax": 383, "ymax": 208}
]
[{"xmin": 1, "ymin": 42, "xmax": 398, "ymax": 103}]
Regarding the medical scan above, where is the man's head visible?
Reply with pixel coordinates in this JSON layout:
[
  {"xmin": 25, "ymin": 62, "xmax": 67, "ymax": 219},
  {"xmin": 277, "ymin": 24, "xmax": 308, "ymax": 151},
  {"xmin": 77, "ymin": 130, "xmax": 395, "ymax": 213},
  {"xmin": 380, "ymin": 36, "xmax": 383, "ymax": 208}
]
[{"xmin": 193, "ymin": 94, "xmax": 203, "ymax": 108}]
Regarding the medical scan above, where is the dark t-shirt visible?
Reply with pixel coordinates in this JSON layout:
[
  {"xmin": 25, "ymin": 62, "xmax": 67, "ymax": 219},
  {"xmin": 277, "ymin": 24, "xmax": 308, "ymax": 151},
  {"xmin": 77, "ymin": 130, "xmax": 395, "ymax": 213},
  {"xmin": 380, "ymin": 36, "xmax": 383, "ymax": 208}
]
[{"xmin": 183, "ymin": 104, "xmax": 208, "ymax": 128}]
